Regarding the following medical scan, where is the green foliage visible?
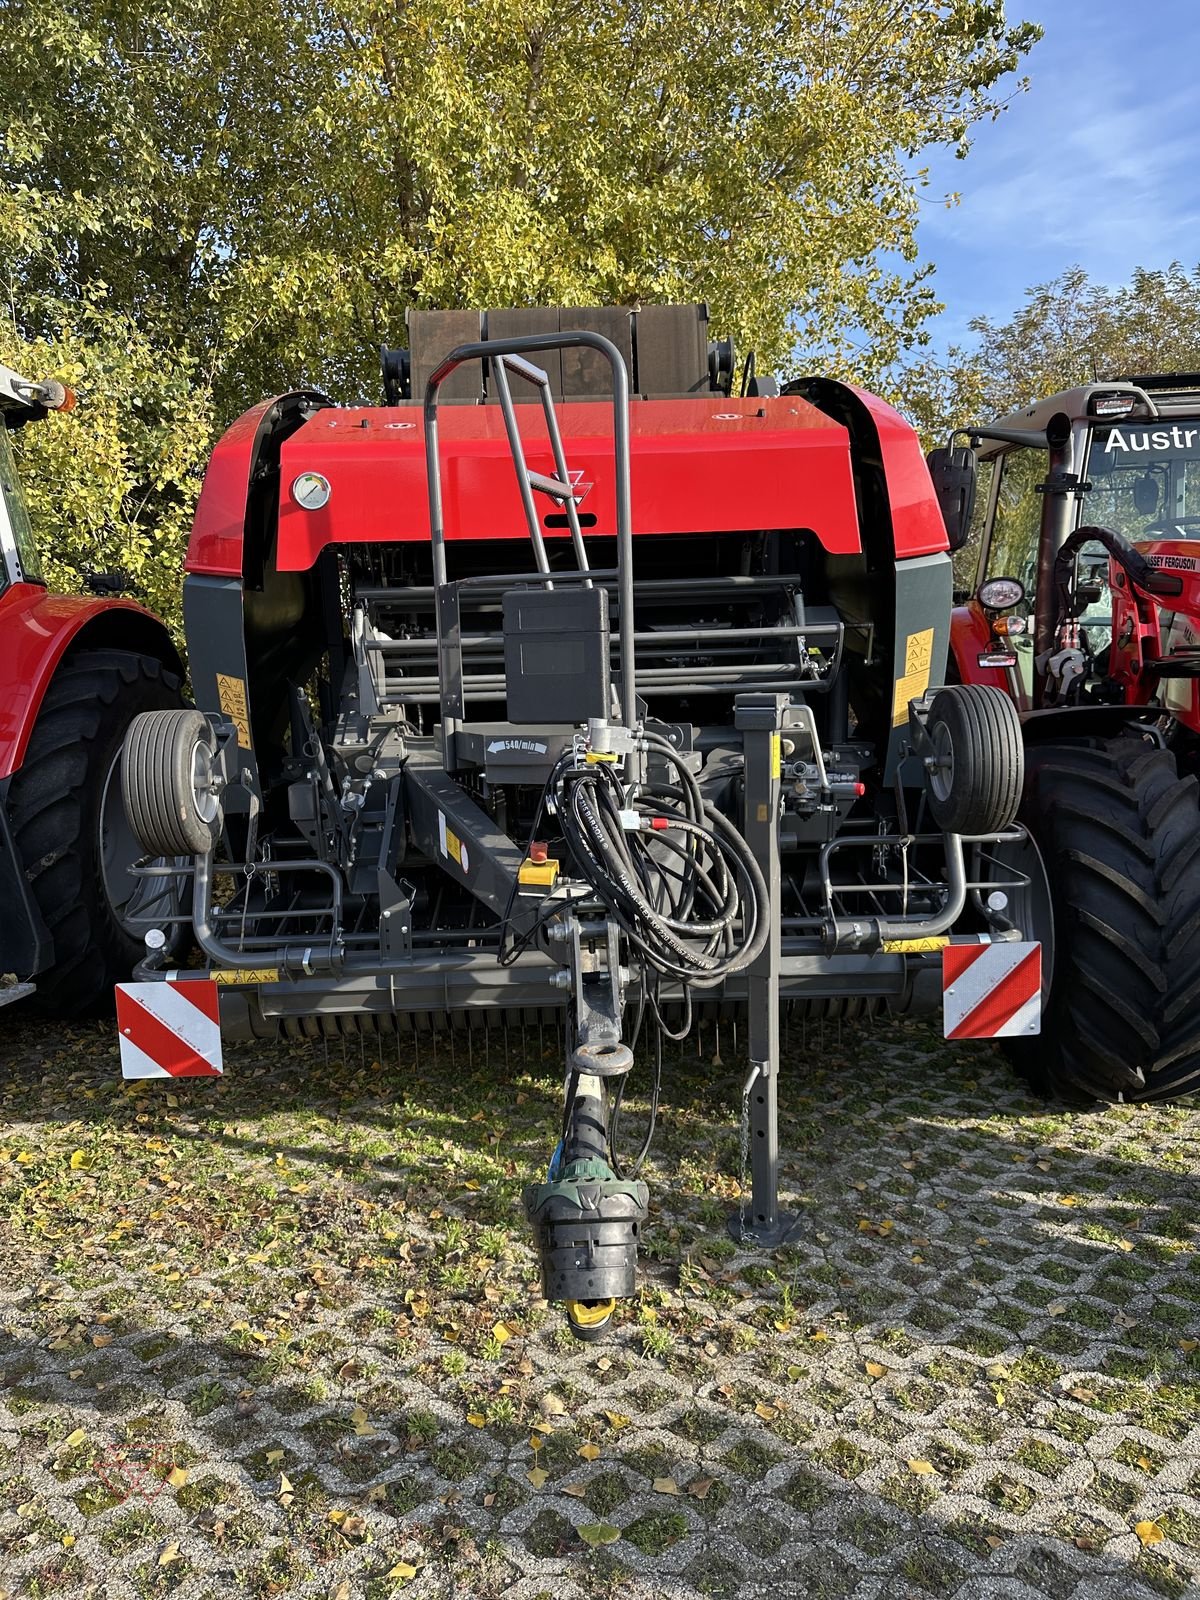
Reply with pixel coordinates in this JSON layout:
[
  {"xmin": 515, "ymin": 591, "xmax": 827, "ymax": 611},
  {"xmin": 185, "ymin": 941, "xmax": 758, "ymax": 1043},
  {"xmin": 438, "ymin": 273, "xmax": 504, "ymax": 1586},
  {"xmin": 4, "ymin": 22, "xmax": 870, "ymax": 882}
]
[
  {"xmin": 904, "ymin": 263, "xmax": 1200, "ymax": 442},
  {"xmin": 2, "ymin": 0, "xmax": 1039, "ymax": 627}
]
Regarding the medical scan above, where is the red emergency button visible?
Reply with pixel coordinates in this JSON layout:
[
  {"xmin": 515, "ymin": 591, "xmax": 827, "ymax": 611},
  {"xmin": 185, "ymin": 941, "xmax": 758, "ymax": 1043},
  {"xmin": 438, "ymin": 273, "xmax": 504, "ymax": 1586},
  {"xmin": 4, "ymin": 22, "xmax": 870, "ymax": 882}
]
[{"xmin": 529, "ymin": 841, "xmax": 549, "ymax": 864}]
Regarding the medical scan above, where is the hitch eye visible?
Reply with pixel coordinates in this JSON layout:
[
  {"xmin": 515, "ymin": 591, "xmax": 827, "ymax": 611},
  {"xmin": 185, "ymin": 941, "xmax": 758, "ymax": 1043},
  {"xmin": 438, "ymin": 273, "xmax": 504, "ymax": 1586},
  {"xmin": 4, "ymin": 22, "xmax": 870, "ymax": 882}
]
[{"xmin": 978, "ymin": 575, "xmax": 1025, "ymax": 611}]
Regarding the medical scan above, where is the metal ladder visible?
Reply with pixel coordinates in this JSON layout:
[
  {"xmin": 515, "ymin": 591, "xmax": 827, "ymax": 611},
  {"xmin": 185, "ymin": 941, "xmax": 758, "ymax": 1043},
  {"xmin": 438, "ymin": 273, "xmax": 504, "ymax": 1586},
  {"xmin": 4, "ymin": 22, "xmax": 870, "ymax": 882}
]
[{"xmin": 422, "ymin": 331, "xmax": 637, "ymax": 761}]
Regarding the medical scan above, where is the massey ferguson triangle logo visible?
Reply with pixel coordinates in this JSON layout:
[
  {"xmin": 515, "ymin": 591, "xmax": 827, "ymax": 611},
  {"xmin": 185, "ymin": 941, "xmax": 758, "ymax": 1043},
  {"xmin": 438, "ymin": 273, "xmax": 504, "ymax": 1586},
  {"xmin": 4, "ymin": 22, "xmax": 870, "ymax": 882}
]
[{"xmin": 567, "ymin": 468, "xmax": 593, "ymax": 504}]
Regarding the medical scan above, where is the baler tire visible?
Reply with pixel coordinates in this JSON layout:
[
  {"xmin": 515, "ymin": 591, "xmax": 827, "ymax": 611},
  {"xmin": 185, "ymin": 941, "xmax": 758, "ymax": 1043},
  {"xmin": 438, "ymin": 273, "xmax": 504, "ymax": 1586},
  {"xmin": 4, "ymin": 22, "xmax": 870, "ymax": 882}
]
[
  {"xmin": 924, "ymin": 684, "xmax": 1022, "ymax": 836},
  {"xmin": 1005, "ymin": 736, "xmax": 1200, "ymax": 1104},
  {"xmin": 123, "ymin": 708, "xmax": 221, "ymax": 858},
  {"xmin": 5, "ymin": 649, "xmax": 187, "ymax": 1016}
]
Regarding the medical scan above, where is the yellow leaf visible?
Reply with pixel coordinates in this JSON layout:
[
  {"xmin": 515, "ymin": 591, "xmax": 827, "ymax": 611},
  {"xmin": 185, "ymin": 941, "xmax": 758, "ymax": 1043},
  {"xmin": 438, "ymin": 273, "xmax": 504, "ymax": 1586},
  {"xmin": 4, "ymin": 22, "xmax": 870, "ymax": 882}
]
[
  {"xmin": 865, "ymin": 1361, "xmax": 887, "ymax": 1379},
  {"xmin": 327, "ymin": 1508, "xmax": 347, "ymax": 1525},
  {"xmin": 466, "ymin": 1412, "xmax": 486, "ymax": 1428},
  {"xmin": 604, "ymin": 1411, "xmax": 631, "ymax": 1431},
  {"xmin": 773, "ymin": 1319, "xmax": 793, "ymax": 1333},
  {"xmin": 526, "ymin": 1466, "xmax": 548, "ymax": 1488},
  {"xmin": 278, "ymin": 1473, "xmax": 293, "ymax": 1498},
  {"xmin": 1137, "ymin": 1456, "xmax": 1154, "ymax": 1472},
  {"xmin": 786, "ymin": 1364, "xmax": 804, "ymax": 1380},
  {"xmin": 1135, "ymin": 1520, "xmax": 1164, "ymax": 1547},
  {"xmin": 809, "ymin": 1329, "xmax": 829, "ymax": 1343},
  {"xmin": 386, "ymin": 1561, "xmax": 418, "ymax": 1580},
  {"xmin": 652, "ymin": 1477, "xmax": 679, "ymax": 1495},
  {"xmin": 1059, "ymin": 1194, "xmax": 1078, "ymax": 1207},
  {"xmin": 577, "ymin": 1523, "xmax": 620, "ymax": 1547},
  {"xmin": 16, "ymin": 1151, "xmax": 33, "ymax": 1164},
  {"xmin": 492, "ymin": 1321, "xmax": 511, "ymax": 1345},
  {"xmin": 350, "ymin": 1405, "xmax": 374, "ymax": 1437},
  {"xmin": 166, "ymin": 1467, "xmax": 187, "ymax": 1488},
  {"xmin": 266, "ymin": 1449, "xmax": 285, "ymax": 1464},
  {"xmin": 1116, "ymin": 1239, "xmax": 1134, "ymax": 1252},
  {"xmin": 529, "ymin": 1433, "xmax": 543, "ymax": 1452},
  {"xmin": 1179, "ymin": 1339, "xmax": 1198, "ymax": 1354},
  {"xmin": 62, "ymin": 1427, "xmax": 87, "ymax": 1450},
  {"xmin": 69, "ymin": 1150, "xmax": 93, "ymax": 1171},
  {"xmin": 61, "ymin": 1534, "xmax": 76, "ymax": 1549},
  {"xmin": 1046, "ymin": 1302, "xmax": 1067, "ymax": 1316},
  {"xmin": 907, "ymin": 1459, "xmax": 936, "ymax": 1475},
  {"xmin": 578, "ymin": 1442, "xmax": 600, "ymax": 1461},
  {"xmin": 158, "ymin": 1541, "xmax": 181, "ymax": 1567},
  {"xmin": 754, "ymin": 1402, "xmax": 778, "ymax": 1421}
]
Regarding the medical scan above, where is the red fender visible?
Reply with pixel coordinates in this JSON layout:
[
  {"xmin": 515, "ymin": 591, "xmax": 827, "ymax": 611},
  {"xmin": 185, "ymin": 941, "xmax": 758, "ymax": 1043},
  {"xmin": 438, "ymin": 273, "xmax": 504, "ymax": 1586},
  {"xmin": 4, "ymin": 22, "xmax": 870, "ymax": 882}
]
[
  {"xmin": 0, "ymin": 584, "xmax": 181, "ymax": 779},
  {"xmin": 948, "ymin": 601, "xmax": 1010, "ymax": 690}
]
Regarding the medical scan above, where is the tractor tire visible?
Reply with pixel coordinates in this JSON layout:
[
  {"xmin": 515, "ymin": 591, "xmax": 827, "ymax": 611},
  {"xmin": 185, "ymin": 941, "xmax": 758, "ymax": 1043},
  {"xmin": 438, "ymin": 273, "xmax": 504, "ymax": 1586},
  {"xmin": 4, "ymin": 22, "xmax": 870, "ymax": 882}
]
[
  {"xmin": 122, "ymin": 708, "xmax": 222, "ymax": 858},
  {"xmin": 924, "ymin": 684, "xmax": 1023, "ymax": 835},
  {"xmin": 5, "ymin": 649, "xmax": 187, "ymax": 1016},
  {"xmin": 1004, "ymin": 735, "xmax": 1200, "ymax": 1104}
]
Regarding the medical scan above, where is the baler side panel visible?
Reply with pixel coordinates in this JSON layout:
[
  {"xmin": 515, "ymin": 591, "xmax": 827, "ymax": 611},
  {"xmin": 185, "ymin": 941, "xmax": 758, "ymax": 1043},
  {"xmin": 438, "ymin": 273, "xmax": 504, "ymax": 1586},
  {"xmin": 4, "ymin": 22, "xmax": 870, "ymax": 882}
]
[
  {"xmin": 0, "ymin": 585, "xmax": 179, "ymax": 780},
  {"xmin": 886, "ymin": 553, "xmax": 954, "ymax": 782},
  {"xmin": 186, "ymin": 392, "xmax": 330, "ymax": 578},
  {"xmin": 841, "ymin": 385, "xmax": 951, "ymax": 560}
]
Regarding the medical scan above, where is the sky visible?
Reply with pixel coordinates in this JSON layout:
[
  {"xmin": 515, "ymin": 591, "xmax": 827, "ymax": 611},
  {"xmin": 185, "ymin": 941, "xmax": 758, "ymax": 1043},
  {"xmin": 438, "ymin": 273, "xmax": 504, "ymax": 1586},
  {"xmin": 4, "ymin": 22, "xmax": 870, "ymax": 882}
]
[{"xmin": 916, "ymin": 0, "xmax": 1200, "ymax": 353}]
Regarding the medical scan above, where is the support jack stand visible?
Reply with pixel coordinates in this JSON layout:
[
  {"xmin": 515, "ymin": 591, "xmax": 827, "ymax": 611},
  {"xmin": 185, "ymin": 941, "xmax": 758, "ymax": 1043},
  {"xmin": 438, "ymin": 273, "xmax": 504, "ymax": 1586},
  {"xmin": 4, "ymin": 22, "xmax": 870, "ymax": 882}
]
[{"xmin": 726, "ymin": 695, "xmax": 801, "ymax": 1251}]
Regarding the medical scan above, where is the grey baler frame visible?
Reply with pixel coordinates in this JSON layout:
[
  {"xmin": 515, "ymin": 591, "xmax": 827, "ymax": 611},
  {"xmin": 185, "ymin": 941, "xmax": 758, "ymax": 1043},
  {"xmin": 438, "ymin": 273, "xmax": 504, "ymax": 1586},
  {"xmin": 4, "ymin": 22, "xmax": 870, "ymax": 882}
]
[{"xmin": 132, "ymin": 328, "xmax": 1034, "ymax": 1263}]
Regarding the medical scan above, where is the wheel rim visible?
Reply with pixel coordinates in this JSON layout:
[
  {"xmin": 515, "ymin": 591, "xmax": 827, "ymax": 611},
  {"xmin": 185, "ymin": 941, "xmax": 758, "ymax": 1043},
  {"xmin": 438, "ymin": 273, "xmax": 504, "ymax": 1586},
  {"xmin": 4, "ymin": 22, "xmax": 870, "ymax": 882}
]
[
  {"xmin": 99, "ymin": 750, "xmax": 183, "ymax": 937},
  {"xmin": 192, "ymin": 740, "xmax": 220, "ymax": 827},
  {"xmin": 988, "ymin": 829, "xmax": 1055, "ymax": 1001},
  {"xmin": 928, "ymin": 720, "xmax": 954, "ymax": 806}
]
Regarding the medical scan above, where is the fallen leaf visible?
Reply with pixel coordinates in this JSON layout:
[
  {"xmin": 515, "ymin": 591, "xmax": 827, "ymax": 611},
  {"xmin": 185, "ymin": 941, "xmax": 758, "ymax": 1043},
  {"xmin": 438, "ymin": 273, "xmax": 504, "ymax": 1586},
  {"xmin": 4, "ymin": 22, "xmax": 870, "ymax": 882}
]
[
  {"xmin": 1116, "ymin": 1239, "xmax": 1135, "ymax": 1253},
  {"xmin": 1179, "ymin": 1339, "xmax": 1198, "ymax": 1354},
  {"xmin": 578, "ymin": 1442, "xmax": 600, "ymax": 1461},
  {"xmin": 809, "ymin": 1329, "xmax": 829, "ymax": 1343},
  {"xmin": 1135, "ymin": 1520, "xmax": 1164, "ymax": 1547},
  {"xmin": 526, "ymin": 1466, "xmax": 547, "ymax": 1489},
  {"xmin": 266, "ymin": 1449, "xmax": 285, "ymax": 1465},
  {"xmin": 687, "ymin": 1477, "xmax": 714, "ymax": 1500},
  {"xmin": 563, "ymin": 1482, "xmax": 588, "ymax": 1498},
  {"xmin": 492, "ymin": 1321, "xmax": 511, "ymax": 1345},
  {"xmin": 596, "ymin": 1356, "xmax": 612, "ymax": 1372},
  {"xmin": 754, "ymin": 1402, "xmax": 778, "ymax": 1421},
  {"xmin": 158, "ymin": 1541, "xmax": 181, "ymax": 1567},
  {"xmin": 529, "ymin": 1433, "xmax": 543, "ymax": 1452},
  {"xmin": 166, "ymin": 1466, "xmax": 187, "ymax": 1489},
  {"xmin": 1137, "ymin": 1456, "xmax": 1154, "ymax": 1472},
  {"xmin": 577, "ymin": 1523, "xmax": 621, "ymax": 1547},
  {"xmin": 786, "ymin": 1364, "xmax": 804, "ymax": 1381},
  {"xmin": 61, "ymin": 1428, "xmax": 86, "ymax": 1450},
  {"xmin": 540, "ymin": 1392, "xmax": 566, "ymax": 1417},
  {"xmin": 865, "ymin": 1361, "xmax": 887, "ymax": 1379},
  {"xmin": 330, "ymin": 1583, "xmax": 351, "ymax": 1600},
  {"xmin": 652, "ymin": 1477, "xmax": 679, "ymax": 1495},
  {"xmin": 385, "ymin": 1561, "xmax": 418, "ymax": 1580},
  {"xmin": 1047, "ymin": 1302, "xmax": 1067, "ymax": 1317},
  {"xmin": 985, "ymin": 1535, "xmax": 1004, "ymax": 1550},
  {"xmin": 907, "ymin": 1459, "xmax": 936, "ymax": 1475},
  {"xmin": 61, "ymin": 1533, "xmax": 76, "ymax": 1549},
  {"xmin": 604, "ymin": 1411, "xmax": 631, "ymax": 1431},
  {"xmin": 466, "ymin": 1412, "xmax": 486, "ymax": 1428},
  {"xmin": 69, "ymin": 1150, "xmax": 93, "ymax": 1171},
  {"xmin": 350, "ymin": 1405, "xmax": 374, "ymax": 1437},
  {"xmin": 1059, "ymin": 1194, "xmax": 1078, "ymax": 1207}
]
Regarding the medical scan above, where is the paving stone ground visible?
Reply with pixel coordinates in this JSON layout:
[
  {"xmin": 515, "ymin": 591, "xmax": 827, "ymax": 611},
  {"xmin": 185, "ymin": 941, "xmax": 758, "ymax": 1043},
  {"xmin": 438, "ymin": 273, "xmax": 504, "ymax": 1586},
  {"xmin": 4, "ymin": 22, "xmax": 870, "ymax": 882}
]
[{"xmin": 1, "ymin": 1006, "xmax": 1198, "ymax": 1600}]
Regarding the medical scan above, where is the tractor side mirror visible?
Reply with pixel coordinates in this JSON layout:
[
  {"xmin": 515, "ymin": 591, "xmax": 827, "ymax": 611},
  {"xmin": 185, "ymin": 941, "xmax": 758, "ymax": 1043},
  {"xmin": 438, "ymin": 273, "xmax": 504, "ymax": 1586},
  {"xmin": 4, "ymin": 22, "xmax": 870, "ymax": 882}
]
[{"xmin": 926, "ymin": 445, "xmax": 977, "ymax": 552}]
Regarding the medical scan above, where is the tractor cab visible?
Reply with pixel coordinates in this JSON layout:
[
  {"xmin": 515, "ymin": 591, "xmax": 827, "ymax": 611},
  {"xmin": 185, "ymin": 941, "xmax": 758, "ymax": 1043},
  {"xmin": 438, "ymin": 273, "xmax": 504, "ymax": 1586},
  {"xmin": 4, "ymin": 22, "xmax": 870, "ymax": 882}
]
[
  {"xmin": 0, "ymin": 363, "xmax": 68, "ymax": 593},
  {"xmin": 942, "ymin": 375, "xmax": 1200, "ymax": 722}
]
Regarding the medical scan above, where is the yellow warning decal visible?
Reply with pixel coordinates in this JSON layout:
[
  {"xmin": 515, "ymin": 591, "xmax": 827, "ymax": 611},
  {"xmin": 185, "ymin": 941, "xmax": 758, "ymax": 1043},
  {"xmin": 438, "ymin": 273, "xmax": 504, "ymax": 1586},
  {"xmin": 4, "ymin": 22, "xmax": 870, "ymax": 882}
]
[
  {"xmin": 212, "ymin": 968, "xmax": 280, "ymax": 985},
  {"xmin": 881, "ymin": 936, "xmax": 948, "ymax": 954},
  {"xmin": 770, "ymin": 733, "xmax": 782, "ymax": 780},
  {"xmin": 891, "ymin": 627, "xmax": 935, "ymax": 726},
  {"xmin": 445, "ymin": 828, "xmax": 463, "ymax": 866},
  {"xmin": 215, "ymin": 673, "xmax": 252, "ymax": 748}
]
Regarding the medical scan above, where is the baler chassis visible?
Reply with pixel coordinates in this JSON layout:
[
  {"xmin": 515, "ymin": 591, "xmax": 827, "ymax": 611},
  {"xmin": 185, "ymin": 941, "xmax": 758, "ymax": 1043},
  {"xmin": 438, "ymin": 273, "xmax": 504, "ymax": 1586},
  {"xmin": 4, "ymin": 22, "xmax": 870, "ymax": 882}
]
[{"xmin": 120, "ymin": 324, "xmax": 1037, "ymax": 1333}]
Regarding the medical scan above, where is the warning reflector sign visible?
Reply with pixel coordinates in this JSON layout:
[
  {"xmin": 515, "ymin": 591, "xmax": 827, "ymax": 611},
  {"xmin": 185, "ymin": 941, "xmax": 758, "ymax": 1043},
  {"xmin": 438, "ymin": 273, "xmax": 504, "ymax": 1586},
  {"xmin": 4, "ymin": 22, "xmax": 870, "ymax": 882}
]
[
  {"xmin": 116, "ymin": 981, "xmax": 223, "ymax": 1079},
  {"xmin": 942, "ymin": 941, "xmax": 1041, "ymax": 1039}
]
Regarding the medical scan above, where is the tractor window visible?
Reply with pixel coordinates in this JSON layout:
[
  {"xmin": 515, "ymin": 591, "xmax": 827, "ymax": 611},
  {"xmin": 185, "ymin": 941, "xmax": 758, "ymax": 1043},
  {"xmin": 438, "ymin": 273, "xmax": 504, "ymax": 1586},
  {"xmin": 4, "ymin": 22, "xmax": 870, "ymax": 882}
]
[
  {"xmin": 1086, "ymin": 421, "xmax": 1200, "ymax": 540},
  {"xmin": 985, "ymin": 447, "xmax": 1042, "ymax": 595},
  {"xmin": 0, "ymin": 426, "xmax": 42, "ymax": 587}
]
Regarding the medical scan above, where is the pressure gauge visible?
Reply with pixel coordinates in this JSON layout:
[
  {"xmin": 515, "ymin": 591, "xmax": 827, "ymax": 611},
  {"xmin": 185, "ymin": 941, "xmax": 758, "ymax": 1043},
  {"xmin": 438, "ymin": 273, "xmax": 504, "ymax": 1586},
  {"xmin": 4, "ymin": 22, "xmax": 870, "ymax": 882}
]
[
  {"xmin": 292, "ymin": 471, "xmax": 331, "ymax": 511},
  {"xmin": 977, "ymin": 575, "xmax": 1025, "ymax": 611}
]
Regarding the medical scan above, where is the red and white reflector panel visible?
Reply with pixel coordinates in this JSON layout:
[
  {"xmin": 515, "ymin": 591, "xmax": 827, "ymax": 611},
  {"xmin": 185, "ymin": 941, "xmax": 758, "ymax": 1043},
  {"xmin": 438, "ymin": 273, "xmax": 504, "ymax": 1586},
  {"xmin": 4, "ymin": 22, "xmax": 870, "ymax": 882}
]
[
  {"xmin": 116, "ymin": 981, "xmax": 223, "ymax": 1079},
  {"xmin": 942, "ymin": 941, "xmax": 1041, "ymax": 1039}
]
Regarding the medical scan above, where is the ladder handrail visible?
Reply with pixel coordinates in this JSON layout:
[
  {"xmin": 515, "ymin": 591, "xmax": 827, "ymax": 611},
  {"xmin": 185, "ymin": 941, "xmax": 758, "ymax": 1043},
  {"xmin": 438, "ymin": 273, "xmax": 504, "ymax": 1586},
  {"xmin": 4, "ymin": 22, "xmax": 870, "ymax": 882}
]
[{"xmin": 423, "ymin": 330, "xmax": 636, "ymax": 735}]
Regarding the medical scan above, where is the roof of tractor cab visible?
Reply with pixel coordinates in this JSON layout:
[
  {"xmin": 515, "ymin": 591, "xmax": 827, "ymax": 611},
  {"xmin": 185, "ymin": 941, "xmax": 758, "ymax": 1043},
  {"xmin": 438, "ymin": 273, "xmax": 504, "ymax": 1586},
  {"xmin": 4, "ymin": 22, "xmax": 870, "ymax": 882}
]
[
  {"xmin": 271, "ymin": 394, "xmax": 862, "ymax": 572},
  {"xmin": 980, "ymin": 377, "xmax": 1200, "ymax": 459}
]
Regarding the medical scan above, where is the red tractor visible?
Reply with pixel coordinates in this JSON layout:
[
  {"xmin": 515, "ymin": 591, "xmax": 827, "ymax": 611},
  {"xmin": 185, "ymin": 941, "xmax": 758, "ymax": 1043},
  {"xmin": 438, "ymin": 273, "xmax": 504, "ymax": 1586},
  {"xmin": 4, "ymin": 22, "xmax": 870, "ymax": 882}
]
[
  {"xmin": 0, "ymin": 362, "xmax": 184, "ymax": 1013},
  {"xmin": 937, "ymin": 373, "xmax": 1200, "ymax": 1106},
  {"xmin": 113, "ymin": 307, "xmax": 1194, "ymax": 1334}
]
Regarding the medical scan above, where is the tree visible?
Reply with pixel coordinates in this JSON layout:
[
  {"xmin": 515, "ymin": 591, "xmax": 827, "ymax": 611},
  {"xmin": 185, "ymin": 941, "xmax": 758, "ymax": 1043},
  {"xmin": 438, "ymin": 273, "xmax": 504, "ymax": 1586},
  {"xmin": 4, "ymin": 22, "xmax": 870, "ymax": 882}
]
[
  {"xmin": 2, "ymin": 0, "xmax": 1039, "ymax": 625},
  {"xmin": 903, "ymin": 263, "xmax": 1200, "ymax": 441}
]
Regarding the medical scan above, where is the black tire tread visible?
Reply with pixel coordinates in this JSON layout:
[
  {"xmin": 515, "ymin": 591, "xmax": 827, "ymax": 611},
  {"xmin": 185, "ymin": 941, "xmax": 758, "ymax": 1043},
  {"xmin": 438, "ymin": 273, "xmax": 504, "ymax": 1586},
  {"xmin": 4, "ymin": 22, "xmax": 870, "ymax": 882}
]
[
  {"xmin": 926, "ymin": 684, "xmax": 1023, "ymax": 835},
  {"xmin": 1014, "ymin": 736, "xmax": 1200, "ymax": 1103},
  {"xmin": 5, "ymin": 648, "xmax": 182, "ymax": 1015}
]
